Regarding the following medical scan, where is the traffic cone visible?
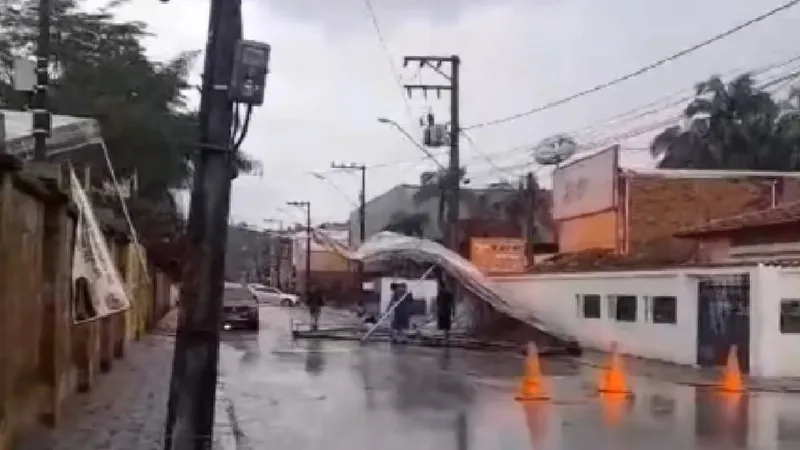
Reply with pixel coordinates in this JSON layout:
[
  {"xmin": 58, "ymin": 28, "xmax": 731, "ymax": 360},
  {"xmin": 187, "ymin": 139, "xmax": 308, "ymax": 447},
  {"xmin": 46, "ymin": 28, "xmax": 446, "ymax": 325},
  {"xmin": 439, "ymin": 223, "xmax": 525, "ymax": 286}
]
[
  {"xmin": 597, "ymin": 341, "xmax": 632, "ymax": 395},
  {"xmin": 515, "ymin": 343, "xmax": 550, "ymax": 401},
  {"xmin": 718, "ymin": 345, "xmax": 745, "ymax": 393}
]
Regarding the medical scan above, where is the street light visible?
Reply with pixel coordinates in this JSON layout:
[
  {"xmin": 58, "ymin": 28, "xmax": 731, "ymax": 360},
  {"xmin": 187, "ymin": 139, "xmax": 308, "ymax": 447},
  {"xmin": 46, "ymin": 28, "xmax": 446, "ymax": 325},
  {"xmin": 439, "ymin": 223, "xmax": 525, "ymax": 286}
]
[{"xmin": 376, "ymin": 117, "xmax": 445, "ymax": 170}]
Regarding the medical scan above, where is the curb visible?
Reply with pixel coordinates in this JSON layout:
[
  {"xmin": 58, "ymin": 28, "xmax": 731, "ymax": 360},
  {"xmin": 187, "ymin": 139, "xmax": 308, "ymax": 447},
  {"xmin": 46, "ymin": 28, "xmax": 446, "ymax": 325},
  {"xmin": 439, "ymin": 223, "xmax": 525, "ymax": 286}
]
[{"xmin": 573, "ymin": 357, "xmax": 800, "ymax": 393}]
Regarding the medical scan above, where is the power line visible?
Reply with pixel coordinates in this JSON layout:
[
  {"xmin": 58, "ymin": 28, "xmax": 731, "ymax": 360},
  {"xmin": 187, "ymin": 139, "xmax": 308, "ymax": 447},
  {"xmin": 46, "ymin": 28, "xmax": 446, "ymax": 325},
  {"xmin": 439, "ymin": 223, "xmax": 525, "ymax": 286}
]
[
  {"xmin": 362, "ymin": 0, "xmax": 415, "ymax": 123},
  {"xmin": 464, "ymin": 56, "xmax": 800, "ymax": 177},
  {"xmin": 465, "ymin": 69, "xmax": 800, "ymax": 183},
  {"xmin": 464, "ymin": 0, "xmax": 800, "ymax": 130}
]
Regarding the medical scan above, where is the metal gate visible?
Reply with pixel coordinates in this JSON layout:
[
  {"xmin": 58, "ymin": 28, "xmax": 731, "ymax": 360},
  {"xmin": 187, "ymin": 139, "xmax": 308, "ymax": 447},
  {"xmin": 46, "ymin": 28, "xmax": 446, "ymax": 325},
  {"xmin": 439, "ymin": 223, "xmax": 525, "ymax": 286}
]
[{"xmin": 696, "ymin": 274, "xmax": 750, "ymax": 372}]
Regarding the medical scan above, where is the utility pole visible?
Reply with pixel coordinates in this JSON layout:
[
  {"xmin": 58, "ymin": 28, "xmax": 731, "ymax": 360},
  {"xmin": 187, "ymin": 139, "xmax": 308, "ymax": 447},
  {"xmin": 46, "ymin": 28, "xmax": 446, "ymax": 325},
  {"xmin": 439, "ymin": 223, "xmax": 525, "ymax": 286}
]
[
  {"xmin": 402, "ymin": 55, "xmax": 460, "ymax": 251},
  {"xmin": 161, "ymin": 0, "xmax": 252, "ymax": 448},
  {"xmin": 33, "ymin": 0, "xmax": 52, "ymax": 161},
  {"xmin": 287, "ymin": 201, "xmax": 311, "ymax": 299},
  {"xmin": 330, "ymin": 162, "xmax": 367, "ymax": 243},
  {"xmin": 263, "ymin": 219, "xmax": 283, "ymax": 287},
  {"xmin": 524, "ymin": 172, "xmax": 537, "ymax": 266}
]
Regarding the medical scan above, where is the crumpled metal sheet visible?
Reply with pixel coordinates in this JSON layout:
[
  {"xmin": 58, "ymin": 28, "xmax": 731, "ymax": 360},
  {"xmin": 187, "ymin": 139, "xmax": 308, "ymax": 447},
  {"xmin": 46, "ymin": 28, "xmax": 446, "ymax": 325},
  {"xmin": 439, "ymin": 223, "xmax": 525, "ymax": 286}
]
[{"xmin": 314, "ymin": 230, "xmax": 573, "ymax": 343}]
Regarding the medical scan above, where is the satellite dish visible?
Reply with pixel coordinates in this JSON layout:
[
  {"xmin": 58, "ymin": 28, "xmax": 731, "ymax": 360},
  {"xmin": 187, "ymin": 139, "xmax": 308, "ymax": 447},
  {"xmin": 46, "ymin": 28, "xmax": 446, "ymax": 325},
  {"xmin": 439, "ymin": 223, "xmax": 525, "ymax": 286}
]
[{"xmin": 532, "ymin": 134, "xmax": 578, "ymax": 165}]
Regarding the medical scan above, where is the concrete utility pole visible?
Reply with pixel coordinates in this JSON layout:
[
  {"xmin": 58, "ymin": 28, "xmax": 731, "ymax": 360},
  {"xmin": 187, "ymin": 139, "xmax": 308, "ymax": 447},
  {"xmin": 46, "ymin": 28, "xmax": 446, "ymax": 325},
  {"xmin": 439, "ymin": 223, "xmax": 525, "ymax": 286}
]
[
  {"xmin": 402, "ymin": 55, "xmax": 461, "ymax": 251},
  {"xmin": 33, "ymin": 0, "xmax": 52, "ymax": 161},
  {"xmin": 524, "ymin": 172, "xmax": 537, "ymax": 266},
  {"xmin": 330, "ymin": 162, "xmax": 367, "ymax": 243},
  {"xmin": 263, "ymin": 218, "xmax": 283, "ymax": 287},
  {"xmin": 287, "ymin": 201, "xmax": 311, "ymax": 299},
  {"xmin": 162, "ymin": 0, "xmax": 243, "ymax": 448}
]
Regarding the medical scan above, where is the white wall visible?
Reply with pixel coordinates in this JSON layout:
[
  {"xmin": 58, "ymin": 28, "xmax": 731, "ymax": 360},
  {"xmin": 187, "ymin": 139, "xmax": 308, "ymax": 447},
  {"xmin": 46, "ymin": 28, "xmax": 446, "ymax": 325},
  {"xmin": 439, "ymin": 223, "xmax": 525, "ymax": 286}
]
[
  {"xmin": 492, "ymin": 265, "xmax": 799, "ymax": 377},
  {"xmin": 753, "ymin": 267, "xmax": 800, "ymax": 377},
  {"xmin": 493, "ymin": 270, "xmax": 698, "ymax": 365}
]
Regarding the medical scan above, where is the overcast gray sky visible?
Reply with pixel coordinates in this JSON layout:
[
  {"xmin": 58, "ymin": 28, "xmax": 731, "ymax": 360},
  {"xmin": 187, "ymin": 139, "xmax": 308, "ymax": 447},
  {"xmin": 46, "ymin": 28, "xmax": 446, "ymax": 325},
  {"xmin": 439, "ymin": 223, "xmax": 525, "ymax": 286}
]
[{"xmin": 90, "ymin": 0, "xmax": 800, "ymax": 227}]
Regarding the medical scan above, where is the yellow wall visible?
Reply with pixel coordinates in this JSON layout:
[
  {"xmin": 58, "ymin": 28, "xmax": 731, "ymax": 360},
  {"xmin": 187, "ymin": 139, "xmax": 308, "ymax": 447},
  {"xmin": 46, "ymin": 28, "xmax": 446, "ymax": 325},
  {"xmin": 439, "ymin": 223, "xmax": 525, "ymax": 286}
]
[{"xmin": 557, "ymin": 209, "xmax": 619, "ymax": 253}]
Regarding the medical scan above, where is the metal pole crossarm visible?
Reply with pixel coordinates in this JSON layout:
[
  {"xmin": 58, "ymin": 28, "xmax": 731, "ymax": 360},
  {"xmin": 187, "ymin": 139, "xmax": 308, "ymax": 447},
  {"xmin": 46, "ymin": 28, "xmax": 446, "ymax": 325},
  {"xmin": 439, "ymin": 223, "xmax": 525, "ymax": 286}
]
[
  {"xmin": 403, "ymin": 55, "xmax": 456, "ymax": 65},
  {"xmin": 403, "ymin": 84, "xmax": 452, "ymax": 91},
  {"xmin": 330, "ymin": 162, "xmax": 366, "ymax": 170}
]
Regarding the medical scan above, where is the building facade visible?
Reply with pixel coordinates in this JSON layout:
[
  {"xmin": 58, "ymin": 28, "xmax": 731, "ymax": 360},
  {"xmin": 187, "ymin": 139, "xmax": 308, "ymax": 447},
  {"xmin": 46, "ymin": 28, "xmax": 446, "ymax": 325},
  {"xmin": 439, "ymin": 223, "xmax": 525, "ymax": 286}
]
[
  {"xmin": 348, "ymin": 182, "xmax": 554, "ymax": 249},
  {"xmin": 552, "ymin": 144, "xmax": 800, "ymax": 254}
]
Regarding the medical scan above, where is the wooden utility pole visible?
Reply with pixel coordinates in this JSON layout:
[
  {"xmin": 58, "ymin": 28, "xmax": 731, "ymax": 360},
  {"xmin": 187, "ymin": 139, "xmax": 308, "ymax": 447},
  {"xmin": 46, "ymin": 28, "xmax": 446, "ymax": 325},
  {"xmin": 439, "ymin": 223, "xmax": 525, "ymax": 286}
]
[
  {"xmin": 402, "ymin": 55, "xmax": 461, "ymax": 251},
  {"xmin": 33, "ymin": 0, "xmax": 52, "ymax": 160}
]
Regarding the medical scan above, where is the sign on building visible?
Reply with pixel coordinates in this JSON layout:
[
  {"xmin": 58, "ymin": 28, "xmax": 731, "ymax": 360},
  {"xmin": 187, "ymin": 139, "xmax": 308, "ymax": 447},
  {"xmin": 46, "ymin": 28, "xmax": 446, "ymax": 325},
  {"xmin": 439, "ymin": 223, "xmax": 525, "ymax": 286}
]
[
  {"xmin": 552, "ymin": 145, "xmax": 619, "ymax": 220},
  {"xmin": 469, "ymin": 238, "xmax": 526, "ymax": 274}
]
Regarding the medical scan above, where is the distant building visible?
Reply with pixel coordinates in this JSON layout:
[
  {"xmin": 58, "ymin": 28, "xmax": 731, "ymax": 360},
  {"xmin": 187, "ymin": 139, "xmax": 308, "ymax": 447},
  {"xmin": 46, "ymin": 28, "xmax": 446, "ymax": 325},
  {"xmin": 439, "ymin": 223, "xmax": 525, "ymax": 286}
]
[
  {"xmin": 291, "ymin": 224, "xmax": 354, "ymax": 296},
  {"xmin": 347, "ymin": 178, "xmax": 554, "ymax": 248}
]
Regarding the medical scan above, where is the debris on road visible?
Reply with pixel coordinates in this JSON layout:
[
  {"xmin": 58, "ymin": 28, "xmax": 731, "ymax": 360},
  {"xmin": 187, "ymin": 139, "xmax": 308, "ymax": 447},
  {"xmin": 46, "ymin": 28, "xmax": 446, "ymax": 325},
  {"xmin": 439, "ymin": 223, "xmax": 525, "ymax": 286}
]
[{"xmin": 291, "ymin": 322, "xmax": 572, "ymax": 356}]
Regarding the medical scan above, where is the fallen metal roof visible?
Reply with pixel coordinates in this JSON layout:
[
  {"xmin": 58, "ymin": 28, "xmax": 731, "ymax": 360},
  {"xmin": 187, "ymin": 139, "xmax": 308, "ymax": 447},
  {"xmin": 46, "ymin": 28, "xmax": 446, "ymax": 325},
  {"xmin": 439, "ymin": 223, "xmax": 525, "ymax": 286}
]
[{"xmin": 312, "ymin": 229, "xmax": 574, "ymax": 343}]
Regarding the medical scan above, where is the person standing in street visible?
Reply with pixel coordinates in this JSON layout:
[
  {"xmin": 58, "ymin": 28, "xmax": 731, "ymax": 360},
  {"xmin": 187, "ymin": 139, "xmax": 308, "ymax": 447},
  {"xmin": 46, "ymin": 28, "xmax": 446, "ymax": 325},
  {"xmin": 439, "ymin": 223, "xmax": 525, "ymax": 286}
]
[
  {"xmin": 390, "ymin": 282, "xmax": 411, "ymax": 342},
  {"xmin": 307, "ymin": 286, "xmax": 324, "ymax": 331},
  {"xmin": 436, "ymin": 275, "xmax": 455, "ymax": 341}
]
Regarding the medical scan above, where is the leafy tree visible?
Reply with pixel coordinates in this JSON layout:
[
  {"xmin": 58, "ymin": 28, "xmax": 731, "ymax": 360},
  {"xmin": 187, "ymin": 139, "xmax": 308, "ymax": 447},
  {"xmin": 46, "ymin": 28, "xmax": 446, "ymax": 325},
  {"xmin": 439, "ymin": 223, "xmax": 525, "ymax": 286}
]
[
  {"xmin": 382, "ymin": 211, "xmax": 430, "ymax": 237},
  {"xmin": 0, "ymin": 0, "xmax": 259, "ymax": 194},
  {"xmin": 650, "ymin": 73, "xmax": 800, "ymax": 170},
  {"xmin": 411, "ymin": 166, "xmax": 469, "ymax": 237},
  {"xmin": 0, "ymin": 0, "xmax": 260, "ymax": 256}
]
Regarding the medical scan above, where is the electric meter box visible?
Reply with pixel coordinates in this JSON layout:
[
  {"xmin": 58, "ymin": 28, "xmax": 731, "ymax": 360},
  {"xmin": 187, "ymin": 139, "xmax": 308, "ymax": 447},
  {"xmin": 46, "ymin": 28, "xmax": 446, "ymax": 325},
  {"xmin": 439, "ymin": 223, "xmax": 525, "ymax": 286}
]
[{"xmin": 230, "ymin": 40, "xmax": 271, "ymax": 105}]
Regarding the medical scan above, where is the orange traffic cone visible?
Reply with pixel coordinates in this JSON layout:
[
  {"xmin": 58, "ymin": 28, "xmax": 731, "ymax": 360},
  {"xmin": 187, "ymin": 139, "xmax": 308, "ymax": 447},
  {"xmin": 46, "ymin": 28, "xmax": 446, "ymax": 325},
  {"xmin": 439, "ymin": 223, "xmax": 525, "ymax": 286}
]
[
  {"xmin": 718, "ymin": 345, "xmax": 745, "ymax": 393},
  {"xmin": 516, "ymin": 343, "xmax": 550, "ymax": 401},
  {"xmin": 597, "ymin": 341, "xmax": 632, "ymax": 396}
]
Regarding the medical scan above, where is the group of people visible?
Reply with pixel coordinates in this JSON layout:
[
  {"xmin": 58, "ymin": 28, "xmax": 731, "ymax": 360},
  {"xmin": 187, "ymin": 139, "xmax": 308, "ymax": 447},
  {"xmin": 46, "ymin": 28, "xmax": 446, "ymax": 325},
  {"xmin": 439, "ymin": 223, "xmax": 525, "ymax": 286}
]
[
  {"xmin": 304, "ymin": 269, "xmax": 457, "ymax": 340},
  {"xmin": 387, "ymin": 274, "xmax": 455, "ymax": 340}
]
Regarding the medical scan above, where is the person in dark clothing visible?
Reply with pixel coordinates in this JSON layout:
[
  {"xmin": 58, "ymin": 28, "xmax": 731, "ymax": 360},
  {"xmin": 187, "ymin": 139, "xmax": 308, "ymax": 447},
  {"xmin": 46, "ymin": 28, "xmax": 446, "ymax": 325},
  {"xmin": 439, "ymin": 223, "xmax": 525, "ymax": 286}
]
[
  {"xmin": 390, "ymin": 282, "xmax": 411, "ymax": 341},
  {"xmin": 436, "ymin": 276, "xmax": 455, "ymax": 340},
  {"xmin": 306, "ymin": 286, "xmax": 324, "ymax": 331}
]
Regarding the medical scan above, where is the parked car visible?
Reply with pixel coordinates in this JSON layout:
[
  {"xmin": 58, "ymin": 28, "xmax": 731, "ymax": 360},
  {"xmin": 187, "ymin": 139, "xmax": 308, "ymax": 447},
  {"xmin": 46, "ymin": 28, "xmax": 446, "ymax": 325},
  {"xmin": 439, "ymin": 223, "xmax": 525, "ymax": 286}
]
[
  {"xmin": 222, "ymin": 282, "xmax": 259, "ymax": 330},
  {"xmin": 248, "ymin": 283, "xmax": 300, "ymax": 307}
]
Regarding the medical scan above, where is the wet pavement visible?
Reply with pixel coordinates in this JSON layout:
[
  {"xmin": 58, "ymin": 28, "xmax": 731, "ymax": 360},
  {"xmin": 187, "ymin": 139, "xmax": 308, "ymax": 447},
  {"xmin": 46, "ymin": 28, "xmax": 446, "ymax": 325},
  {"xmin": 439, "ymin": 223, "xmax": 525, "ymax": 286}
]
[
  {"xmin": 15, "ymin": 306, "xmax": 800, "ymax": 449},
  {"xmin": 216, "ymin": 307, "xmax": 800, "ymax": 450}
]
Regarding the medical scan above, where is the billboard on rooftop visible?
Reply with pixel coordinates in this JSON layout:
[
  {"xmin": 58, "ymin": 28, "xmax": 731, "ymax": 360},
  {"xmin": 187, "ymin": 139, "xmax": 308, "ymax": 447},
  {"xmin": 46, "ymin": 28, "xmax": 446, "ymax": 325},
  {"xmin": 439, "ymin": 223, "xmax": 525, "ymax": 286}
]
[{"xmin": 552, "ymin": 145, "xmax": 619, "ymax": 221}]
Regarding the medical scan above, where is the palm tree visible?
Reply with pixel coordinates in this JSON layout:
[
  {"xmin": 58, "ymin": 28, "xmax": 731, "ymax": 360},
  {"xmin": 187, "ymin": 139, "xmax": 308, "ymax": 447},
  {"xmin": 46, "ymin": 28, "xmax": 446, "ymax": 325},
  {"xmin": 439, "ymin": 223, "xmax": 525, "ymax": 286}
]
[{"xmin": 650, "ymin": 73, "xmax": 800, "ymax": 171}]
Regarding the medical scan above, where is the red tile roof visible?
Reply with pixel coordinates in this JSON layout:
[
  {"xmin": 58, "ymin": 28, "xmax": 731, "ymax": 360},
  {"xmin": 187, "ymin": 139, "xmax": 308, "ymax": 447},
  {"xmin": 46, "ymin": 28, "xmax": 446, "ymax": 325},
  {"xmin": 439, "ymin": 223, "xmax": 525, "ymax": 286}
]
[{"xmin": 674, "ymin": 201, "xmax": 800, "ymax": 237}]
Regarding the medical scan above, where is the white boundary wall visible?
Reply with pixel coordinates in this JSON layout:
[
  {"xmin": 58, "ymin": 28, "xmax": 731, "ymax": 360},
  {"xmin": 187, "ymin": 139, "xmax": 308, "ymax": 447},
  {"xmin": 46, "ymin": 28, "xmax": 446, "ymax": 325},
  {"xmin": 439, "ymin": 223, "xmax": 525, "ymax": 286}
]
[{"xmin": 492, "ymin": 264, "xmax": 800, "ymax": 378}]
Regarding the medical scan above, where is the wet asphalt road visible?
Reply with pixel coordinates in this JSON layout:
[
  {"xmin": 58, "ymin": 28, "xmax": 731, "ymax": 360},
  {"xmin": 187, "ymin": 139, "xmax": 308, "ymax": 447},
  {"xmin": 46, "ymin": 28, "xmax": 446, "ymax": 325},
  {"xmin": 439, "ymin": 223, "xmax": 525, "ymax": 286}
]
[
  {"xmin": 14, "ymin": 305, "xmax": 800, "ymax": 449},
  {"xmin": 216, "ymin": 307, "xmax": 800, "ymax": 450}
]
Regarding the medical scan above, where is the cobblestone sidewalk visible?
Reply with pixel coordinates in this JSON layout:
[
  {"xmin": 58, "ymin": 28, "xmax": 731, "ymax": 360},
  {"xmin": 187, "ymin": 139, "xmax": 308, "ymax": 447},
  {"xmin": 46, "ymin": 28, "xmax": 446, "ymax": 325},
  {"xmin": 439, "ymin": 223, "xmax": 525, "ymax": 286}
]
[{"xmin": 15, "ymin": 311, "xmax": 236, "ymax": 450}]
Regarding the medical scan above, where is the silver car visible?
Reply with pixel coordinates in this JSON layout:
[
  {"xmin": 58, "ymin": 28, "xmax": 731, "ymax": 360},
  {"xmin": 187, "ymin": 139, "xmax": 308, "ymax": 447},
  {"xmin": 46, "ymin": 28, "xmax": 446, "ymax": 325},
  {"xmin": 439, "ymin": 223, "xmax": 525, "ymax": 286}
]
[
  {"xmin": 248, "ymin": 283, "xmax": 300, "ymax": 307},
  {"xmin": 222, "ymin": 282, "xmax": 259, "ymax": 330}
]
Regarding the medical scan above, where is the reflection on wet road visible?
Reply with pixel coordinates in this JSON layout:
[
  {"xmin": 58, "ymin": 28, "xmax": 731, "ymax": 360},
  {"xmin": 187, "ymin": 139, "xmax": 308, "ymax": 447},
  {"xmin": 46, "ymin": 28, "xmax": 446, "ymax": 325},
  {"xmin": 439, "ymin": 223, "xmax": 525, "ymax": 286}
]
[{"xmin": 216, "ymin": 307, "xmax": 800, "ymax": 449}]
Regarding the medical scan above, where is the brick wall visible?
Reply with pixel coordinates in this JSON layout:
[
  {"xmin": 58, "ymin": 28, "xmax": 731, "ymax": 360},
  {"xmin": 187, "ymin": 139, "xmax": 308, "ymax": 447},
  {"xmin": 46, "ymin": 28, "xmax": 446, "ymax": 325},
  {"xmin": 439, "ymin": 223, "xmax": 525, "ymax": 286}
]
[{"xmin": 626, "ymin": 175, "xmax": 779, "ymax": 251}]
